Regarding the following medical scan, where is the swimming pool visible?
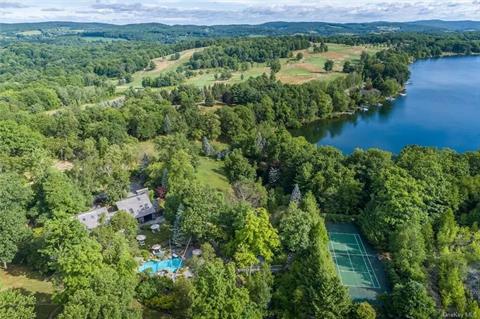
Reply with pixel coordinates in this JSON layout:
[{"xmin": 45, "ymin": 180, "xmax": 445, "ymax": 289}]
[{"xmin": 139, "ymin": 257, "xmax": 182, "ymax": 273}]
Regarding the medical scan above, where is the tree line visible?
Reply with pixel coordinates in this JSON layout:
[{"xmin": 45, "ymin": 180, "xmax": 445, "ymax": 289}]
[{"xmin": 2, "ymin": 31, "xmax": 480, "ymax": 318}]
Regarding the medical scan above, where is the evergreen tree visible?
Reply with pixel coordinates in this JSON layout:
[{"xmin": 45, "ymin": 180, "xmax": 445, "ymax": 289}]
[
  {"xmin": 163, "ymin": 114, "xmax": 172, "ymax": 134},
  {"xmin": 255, "ymin": 132, "xmax": 267, "ymax": 155},
  {"xmin": 290, "ymin": 184, "xmax": 301, "ymax": 203},
  {"xmin": 172, "ymin": 204, "xmax": 186, "ymax": 249},
  {"xmin": 202, "ymin": 137, "xmax": 215, "ymax": 157},
  {"xmin": 204, "ymin": 90, "xmax": 215, "ymax": 106},
  {"xmin": 268, "ymin": 167, "xmax": 280, "ymax": 185},
  {"xmin": 161, "ymin": 168, "xmax": 169, "ymax": 188}
]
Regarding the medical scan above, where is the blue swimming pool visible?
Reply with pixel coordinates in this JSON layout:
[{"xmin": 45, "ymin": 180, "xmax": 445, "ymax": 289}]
[{"xmin": 138, "ymin": 257, "xmax": 182, "ymax": 273}]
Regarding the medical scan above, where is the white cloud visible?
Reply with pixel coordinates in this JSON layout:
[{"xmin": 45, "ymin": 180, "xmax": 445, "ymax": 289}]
[
  {"xmin": 0, "ymin": 1, "xmax": 29, "ymax": 8},
  {"xmin": 0, "ymin": 0, "xmax": 479, "ymax": 24}
]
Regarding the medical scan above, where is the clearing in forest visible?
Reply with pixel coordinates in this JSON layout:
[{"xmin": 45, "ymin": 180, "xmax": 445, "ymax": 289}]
[
  {"xmin": 327, "ymin": 223, "xmax": 388, "ymax": 301},
  {"xmin": 0, "ymin": 266, "xmax": 57, "ymax": 319},
  {"xmin": 276, "ymin": 43, "xmax": 380, "ymax": 84},
  {"xmin": 117, "ymin": 43, "xmax": 380, "ymax": 91},
  {"xmin": 195, "ymin": 156, "xmax": 232, "ymax": 195},
  {"xmin": 184, "ymin": 43, "xmax": 380, "ymax": 86},
  {"xmin": 117, "ymin": 47, "xmax": 204, "ymax": 91}
]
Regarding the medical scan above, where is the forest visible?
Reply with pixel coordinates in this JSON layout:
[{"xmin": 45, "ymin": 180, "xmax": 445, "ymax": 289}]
[{"xmin": 1, "ymin": 25, "xmax": 480, "ymax": 319}]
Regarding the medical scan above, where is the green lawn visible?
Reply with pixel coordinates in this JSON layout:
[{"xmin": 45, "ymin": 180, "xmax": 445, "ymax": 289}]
[
  {"xmin": 304, "ymin": 55, "xmax": 328, "ymax": 68},
  {"xmin": 276, "ymin": 43, "xmax": 380, "ymax": 84},
  {"xmin": 0, "ymin": 265, "xmax": 58, "ymax": 319},
  {"xmin": 136, "ymin": 140, "xmax": 158, "ymax": 163},
  {"xmin": 133, "ymin": 139, "xmax": 231, "ymax": 195},
  {"xmin": 81, "ymin": 36, "xmax": 128, "ymax": 42},
  {"xmin": 115, "ymin": 43, "xmax": 380, "ymax": 93},
  {"xmin": 138, "ymin": 224, "xmax": 172, "ymax": 249},
  {"xmin": 17, "ymin": 30, "xmax": 42, "ymax": 36},
  {"xmin": 185, "ymin": 65, "xmax": 269, "ymax": 87},
  {"xmin": 117, "ymin": 48, "xmax": 203, "ymax": 92},
  {"xmin": 196, "ymin": 157, "xmax": 232, "ymax": 194}
]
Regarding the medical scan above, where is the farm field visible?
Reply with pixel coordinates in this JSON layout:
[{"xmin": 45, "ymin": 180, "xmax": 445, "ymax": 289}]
[{"xmin": 115, "ymin": 43, "xmax": 379, "ymax": 91}]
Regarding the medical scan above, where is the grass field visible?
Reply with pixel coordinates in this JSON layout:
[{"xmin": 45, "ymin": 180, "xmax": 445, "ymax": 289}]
[
  {"xmin": 276, "ymin": 43, "xmax": 379, "ymax": 84},
  {"xmin": 185, "ymin": 64, "xmax": 270, "ymax": 87},
  {"xmin": 116, "ymin": 43, "xmax": 379, "ymax": 93},
  {"xmin": 17, "ymin": 30, "xmax": 42, "ymax": 36},
  {"xmin": 117, "ymin": 48, "xmax": 204, "ymax": 92},
  {"xmin": 81, "ymin": 36, "xmax": 128, "ymax": 42},
  {"xmin": 196, "ymin": 157, "xmax": 232, "ymax": 194},
  {"xmin": 134, "ymin": 139, "xmax": 231, "ymax": 195},
  {"xmin": 135, "ymin": 140, "xmax": 158, "ymax": 162},
  {"xmin": 0, "ymin": 265, "xmax": 58, "ymax": 318},
  {"xmin": 185, "ymin": 43, "xmax": 378, "ymax": 86}
]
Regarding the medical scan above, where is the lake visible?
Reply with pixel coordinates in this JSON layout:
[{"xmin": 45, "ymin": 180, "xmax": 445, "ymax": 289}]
[{"xmin": 292, "ymin": 56, "xmax": 480, "ymax": 154}]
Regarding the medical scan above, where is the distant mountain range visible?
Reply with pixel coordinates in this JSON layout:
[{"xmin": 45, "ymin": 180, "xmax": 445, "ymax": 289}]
[{"xmin": 1, "ymin": 20, "xmax": 480, "ymax": 42}]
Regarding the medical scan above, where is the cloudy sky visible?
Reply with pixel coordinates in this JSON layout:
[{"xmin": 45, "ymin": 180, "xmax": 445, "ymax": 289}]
[{"xmin": 0, "ymin": 0, "xmax": 479, "ymax": 25}]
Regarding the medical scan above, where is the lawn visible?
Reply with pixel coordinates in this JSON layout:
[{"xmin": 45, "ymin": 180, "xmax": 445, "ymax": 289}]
[
  {"xmin": 134, "ymin": 139, "xmax": 231, "ymax": 195},
  {"xmin": 117, "ymin": 48, "xmax": 203, "ymax": 92},
  {"xmin": 185, "ymin": 64, "xmax": 269, "ymax": 87},
  {"xmin": 17, "ymin": 30, "xmax": 42, "ymax": 36},
  {"xmin": 138, "ymin": 223, "xmax": 172, "ymax": 250},
  {"xmin": 195, "ymin": 156, "xmax": 232, "ymax": 194},
  {"xmin": 116, "ymin": 43, "xmax": 379, "ymax": 93},
  {"xmin": 276, "ymin": 43, "xmax": 379, "ymax": 84},
  {"xmin": 184, "ymin": 43, "xmax": 379, "ymax": 86},
  {"xmin": 135, "ymin": 140, "xmax": 158, "ymax": 163},
  {"xmin": 81, "ymin": 36, "xmax": 128, "ymax": 42},
  {"xmin": 0, "ymin": 265, "xmax": 58, "ymax": 319}
]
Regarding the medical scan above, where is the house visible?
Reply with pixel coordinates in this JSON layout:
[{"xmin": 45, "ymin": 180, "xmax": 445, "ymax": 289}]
[
  {"xmin": 115, "ymin": 188, "xmax": 156, "ymax": 223},
  {"xmin": 77, "ymin": 207, "xmax": 115, "ymax": 230},
  {"xmin": 77, "ymin": 188, "xmax": 157, "ymax": 229}
]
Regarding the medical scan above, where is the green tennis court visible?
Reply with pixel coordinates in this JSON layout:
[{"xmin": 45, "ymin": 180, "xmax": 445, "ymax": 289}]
[
  {"xmin": 329, "ymin": 232, "xmax": 380, "ymax": 289},
  {"xmin": 327, "ymin": 223, "xmax": 388, "ymax": 301}
]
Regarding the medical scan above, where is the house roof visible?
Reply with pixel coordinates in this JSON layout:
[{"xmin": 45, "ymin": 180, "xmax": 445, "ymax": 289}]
[
  {"xmin": 115, "ymin": 189, "xmax": 155, "ymax": 219},
  {"xmin": 76, "ymin": 189, "xmax": 156, "ymax": 229},
  {"xmin": 77, "ymin": 207, "xmax": 114, "ymax": 230}
]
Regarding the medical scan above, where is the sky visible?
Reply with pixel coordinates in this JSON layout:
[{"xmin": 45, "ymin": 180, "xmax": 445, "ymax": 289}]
[{"xmin": 0, "ymin": 0, "xmax": 479, "ymax": 25}]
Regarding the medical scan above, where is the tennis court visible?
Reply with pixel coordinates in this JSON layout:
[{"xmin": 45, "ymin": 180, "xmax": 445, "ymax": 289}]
[
  {"xmin": 329, "ymin": 232, "xmax": 380, "ymax": 289},
  {"xmin": 327, "ymin": 223, "xmax": 388, "ymax": 301}
]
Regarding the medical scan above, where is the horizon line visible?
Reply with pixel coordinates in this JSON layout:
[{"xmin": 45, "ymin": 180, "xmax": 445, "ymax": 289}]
[{"xmin": 1, "ymin": 18, "xmax": 480, "ymax": 27}]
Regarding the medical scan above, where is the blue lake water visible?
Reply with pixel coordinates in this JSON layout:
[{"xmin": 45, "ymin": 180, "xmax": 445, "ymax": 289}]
[{"xmin": 292, "ymin": 56, "xmax": 480, "ymax": 153}]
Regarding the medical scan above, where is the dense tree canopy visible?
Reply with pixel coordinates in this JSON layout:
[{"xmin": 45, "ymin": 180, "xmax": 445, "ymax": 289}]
[{"xmin": 1, "ymin": 27, "xmax": 480, "ymax": 319}]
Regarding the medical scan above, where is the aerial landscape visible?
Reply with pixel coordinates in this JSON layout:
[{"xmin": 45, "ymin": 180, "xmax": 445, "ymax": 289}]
[{"xmin": 2, "ymin": 1, "xmax": 480, "ymax": 318}]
